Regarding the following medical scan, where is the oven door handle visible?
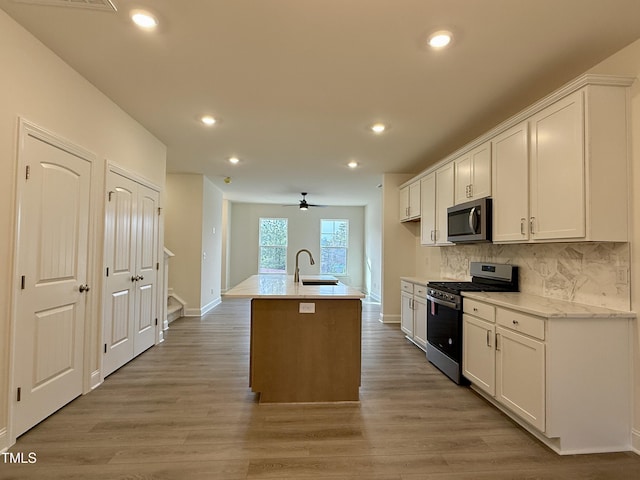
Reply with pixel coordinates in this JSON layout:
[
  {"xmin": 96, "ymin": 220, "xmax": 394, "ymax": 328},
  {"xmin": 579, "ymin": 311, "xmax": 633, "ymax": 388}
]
[{"xmin": 427, "ymin": 294, "xmax": 459, "ymax": 311}]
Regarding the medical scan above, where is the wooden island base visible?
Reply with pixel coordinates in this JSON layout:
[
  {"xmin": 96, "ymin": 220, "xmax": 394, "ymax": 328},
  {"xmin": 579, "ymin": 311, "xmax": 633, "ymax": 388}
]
[{"xmin": 250, "ymin": 298, "xmax": 362, "ymax": 403}]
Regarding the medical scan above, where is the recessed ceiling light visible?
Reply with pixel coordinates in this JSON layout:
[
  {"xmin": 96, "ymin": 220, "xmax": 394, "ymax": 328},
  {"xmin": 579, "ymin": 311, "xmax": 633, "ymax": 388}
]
[
  {"xmin": 131, "ymin": 9, "xmax": 158, "ymax": 30},
  {"xmin": 229, "ymin": 156, "xmax": 240, "ymax": 165},
  {"xmin": 348, "ymin": 161, "xmax": 358, "ymax": 169},
  {"xmin": 428, "ymin": 30, "xmax": 453, "ymax": 49},
  {"xmin": 370, "ymin": 123, "xmax": 387, "ymax": 134},
  {"xmin": 201, "ymin": 115, "xmax": 216, "ymax": 126}
]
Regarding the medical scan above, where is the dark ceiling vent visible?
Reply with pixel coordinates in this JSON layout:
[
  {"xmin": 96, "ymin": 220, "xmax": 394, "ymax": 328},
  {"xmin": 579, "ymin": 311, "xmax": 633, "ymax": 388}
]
[{"xmin": 10, "ymin": 0, "xmax": 117, "ymax": 12}]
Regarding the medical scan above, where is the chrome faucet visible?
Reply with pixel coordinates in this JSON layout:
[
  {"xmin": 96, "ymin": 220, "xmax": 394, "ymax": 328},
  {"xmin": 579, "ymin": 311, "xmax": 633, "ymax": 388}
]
[{"xmin": 294, "ymin": 249, "xmax": 315, "ymax": 283}]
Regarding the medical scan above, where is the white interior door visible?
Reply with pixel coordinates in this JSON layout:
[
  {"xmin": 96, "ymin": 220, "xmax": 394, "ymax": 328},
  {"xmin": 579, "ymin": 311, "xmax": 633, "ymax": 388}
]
[
  {"xmin": 133, "ymin": 185, "xmax": 159, "ymax": 356},
  {"xmin": 103, "ymin": 171, "xmax": 159, "ymax": 375},
  {"xmin": 103, "ymin": 172, "xmax": 138, "ymax": 376},
  {"xmin": 14, "ymin": 127, "xmax": 92, "ymax": 437}
]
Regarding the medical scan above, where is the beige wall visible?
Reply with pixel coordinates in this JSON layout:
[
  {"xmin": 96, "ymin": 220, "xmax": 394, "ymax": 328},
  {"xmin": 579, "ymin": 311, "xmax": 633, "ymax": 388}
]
[
  {"xmin": 165, "ymin": 174, "xmax": 224, "ymax": 315},
  {"xmin": 380, "ymin": 173, "xmax": 416, "ymax": 322},
  {"xmin": 228, "ymin": 203, "xmax": 365, "ymax": 290},
  {"xmin": 0, "ymin": 11, "xmax": 166, "ymax": 450},
  {"xmin": 364, "ymin": 187, "xmax": 383, "ymax": 301},
  {"xmin": 201, "ymin": 177, "xmax": 224, "ymax": 308}
]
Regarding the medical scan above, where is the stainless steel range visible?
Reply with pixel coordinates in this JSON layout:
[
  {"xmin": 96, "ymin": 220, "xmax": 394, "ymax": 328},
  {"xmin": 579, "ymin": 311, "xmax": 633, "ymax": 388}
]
[{"xmin": 426, "ymin": 262, "xmax": 518, "ymax": 384}]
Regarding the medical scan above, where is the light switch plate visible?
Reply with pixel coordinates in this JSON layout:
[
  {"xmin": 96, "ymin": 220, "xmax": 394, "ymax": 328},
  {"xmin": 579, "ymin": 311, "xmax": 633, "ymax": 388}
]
[{"xmin": 299, "ymin": 302, "xmax": 316, "ymax": 314}]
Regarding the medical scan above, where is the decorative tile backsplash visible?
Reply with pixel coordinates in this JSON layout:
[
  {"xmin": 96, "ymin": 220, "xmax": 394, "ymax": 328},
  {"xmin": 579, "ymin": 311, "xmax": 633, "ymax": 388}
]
[{"xmin": 438, "ymin": 242, "xmax": 631, "ymax": 311}]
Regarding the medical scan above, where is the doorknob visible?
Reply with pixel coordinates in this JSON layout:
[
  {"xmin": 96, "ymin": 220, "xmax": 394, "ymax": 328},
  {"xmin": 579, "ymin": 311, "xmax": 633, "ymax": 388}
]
[{"xmin": 79, "ymin": 284, "xmax": 91, "ymax": 293}]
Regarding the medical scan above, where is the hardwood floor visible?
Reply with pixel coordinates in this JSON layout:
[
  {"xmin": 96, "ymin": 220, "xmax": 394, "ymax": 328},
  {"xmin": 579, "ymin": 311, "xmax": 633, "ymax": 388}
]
[{"xmin": 4, "ymin": 298, "xmax": 640, "ymax": 479}]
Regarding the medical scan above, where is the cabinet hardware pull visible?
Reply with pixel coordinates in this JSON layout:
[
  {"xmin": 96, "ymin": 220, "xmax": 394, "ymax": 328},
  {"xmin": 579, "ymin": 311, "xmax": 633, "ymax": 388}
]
[
  {"xmin": 473, "ymin": 307, "xmax": 478, "ymax": 312},
  {"xmin": 468, "ymin": 184, "xmax": 473, "ymax": 198},
  {"xmin": 530, "ymin": 216, "xmax": 535, "ymax": 234},
  {"xmin": 486, "ymin": 329, "xmax": 491, "ymax": 347},
  {"xmin": 520, "ymin": 218, "xmax": 526, "ymax": 235},
  {"xmin": 512, "ymin": 320, "xmax": 519, "ymax": 326},
  {"xmin": 495, "ymin": 333, "xmax": 501, "ymax": 351}
]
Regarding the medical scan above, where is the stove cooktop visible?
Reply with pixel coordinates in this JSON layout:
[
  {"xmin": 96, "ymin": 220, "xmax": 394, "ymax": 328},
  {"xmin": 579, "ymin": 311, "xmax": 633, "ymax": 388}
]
[{"xmin": 426, "ymin": 281, "xmax": 517, "ymax": 295}]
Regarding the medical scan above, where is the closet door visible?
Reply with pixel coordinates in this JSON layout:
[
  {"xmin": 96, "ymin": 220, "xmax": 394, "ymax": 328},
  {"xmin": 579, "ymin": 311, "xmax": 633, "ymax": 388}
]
[
  {"xmin": 133, "ymin": 185, "xmax": 159, "ymax": 356},
  {"xmin": 103, "ymin": 171, "xmax": 159, "ymax": 376},
  {"xmin": 103, "ymin": 172, "xmax": 138, "ymax": 376}
]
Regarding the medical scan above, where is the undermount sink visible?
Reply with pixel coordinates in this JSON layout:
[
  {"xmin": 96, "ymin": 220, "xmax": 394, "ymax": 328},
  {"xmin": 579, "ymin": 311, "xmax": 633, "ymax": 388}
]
[
  {"xmin": 301, "ymin": 279, "xmax": 339, "ymax": 286},
  {"xmin": 300, "ymin": 275, "xmax": 339, "ymax": 286}
]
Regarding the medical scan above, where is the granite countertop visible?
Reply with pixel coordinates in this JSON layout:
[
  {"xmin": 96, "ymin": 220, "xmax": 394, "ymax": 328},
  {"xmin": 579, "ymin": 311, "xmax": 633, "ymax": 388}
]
[
  {"xmin": 224, "ymin": 274, "xmax": 365, "ymax": 299},
  {"xmin": 462, "ymin": 291, "xmax": 636, "ymax": 319}
]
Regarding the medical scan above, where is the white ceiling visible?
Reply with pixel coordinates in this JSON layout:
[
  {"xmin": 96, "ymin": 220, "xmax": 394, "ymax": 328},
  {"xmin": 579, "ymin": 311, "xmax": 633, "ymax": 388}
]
[{"xmin": 2, "ymin": 0, "xmax": 640, "ymax": 207}]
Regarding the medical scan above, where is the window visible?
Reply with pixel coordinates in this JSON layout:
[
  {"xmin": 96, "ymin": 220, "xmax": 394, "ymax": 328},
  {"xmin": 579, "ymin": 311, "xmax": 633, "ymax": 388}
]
[
  {"xmin": 258, "ymin": 218, "xmax": 288, "ymax": 273},
  {"xmin": 320, "ymin": 219, "xmax": 348, "ymax": 275}
]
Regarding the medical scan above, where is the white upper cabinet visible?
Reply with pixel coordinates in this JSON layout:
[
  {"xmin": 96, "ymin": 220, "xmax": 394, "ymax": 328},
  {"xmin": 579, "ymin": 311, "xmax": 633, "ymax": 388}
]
[
  {"xmin": 399, "ymin": 180, "xmax": 421, "ymax": 222},
  {"xmin": 454, "ymin": 141, "xmax": 491, "ymax": 205},
  {"xmin": 420, "ymin": 173, "xmax": 436, "ymax": 244},
  {"xmin": 529, "ymin": 91, "xmax": 585, "ymax": 240},
  {"xmin": 491, "ymin": 122, "xmax": 530, "ymax": 242},
  {"xmin": 492, "ymin": 83, "xmax": 629, "ymax": 243},
  {"xmin": 420, "ymin": 163, "xmax": 454, "ymax": 246}
]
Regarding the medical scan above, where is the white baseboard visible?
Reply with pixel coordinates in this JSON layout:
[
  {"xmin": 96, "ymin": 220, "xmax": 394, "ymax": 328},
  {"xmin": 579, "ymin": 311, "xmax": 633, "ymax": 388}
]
[
  {"xmin": 0, "ymin": 427, "xmax": 8, "ymax": 452},
  {"xmin": 90, "ymin": 369, "xmax": 102, "ymax": 390},
  {"xmin": 632, "ymin": 429, "xmax": 640, "ymax": 455},
  {"xmin": 201, "ymin": 297, "xmax": 221, "ymax": 315},
  {"xmin": 379, "ymin": 313, "xmax": 401, "ymax": 324},
  {"xmin": 184, "ymin": 297, "xmax": 222, "ymax": 317}
]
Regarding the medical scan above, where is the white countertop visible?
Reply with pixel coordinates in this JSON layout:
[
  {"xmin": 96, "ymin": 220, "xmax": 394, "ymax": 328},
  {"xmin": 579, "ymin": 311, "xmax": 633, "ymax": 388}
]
[
  {"xmin": 224, "ymin": 274, "xmax": 365, "ymax": 299},
  {"xmin": 462, "ymin": 291, "xmax": 636, "ymax": 319},
  {"xmin": 400, "ymin": 276, "xmax": 458, "ymax": 286}
]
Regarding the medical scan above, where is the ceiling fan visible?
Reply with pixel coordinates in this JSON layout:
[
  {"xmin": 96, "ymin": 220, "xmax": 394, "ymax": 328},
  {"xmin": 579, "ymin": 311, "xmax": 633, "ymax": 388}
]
[{"xmin": 284, "ymin": 192, "xmax": 328, "ymax": 210}]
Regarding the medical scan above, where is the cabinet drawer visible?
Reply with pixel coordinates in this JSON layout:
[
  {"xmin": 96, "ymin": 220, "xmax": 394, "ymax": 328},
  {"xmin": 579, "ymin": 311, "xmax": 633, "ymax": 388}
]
[
  {"xmin": 401, "ymin": 280, "xmax": 414, "ymax": 294},
  {"xmin": 463, "ymin": 298, "xmax": 495, "ymax": 322},
  {"xmin": 496, "ymin": 308, "xmax": 545, "ymax": 340},
  {"xmin": 414, "ymin": 285, "xmax": 427, "ymax": 297}
]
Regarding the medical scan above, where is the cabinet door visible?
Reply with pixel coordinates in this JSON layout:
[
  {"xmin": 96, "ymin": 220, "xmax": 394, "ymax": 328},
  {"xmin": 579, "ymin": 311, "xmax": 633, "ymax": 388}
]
[
  {"xmin": 463, "ymin": 314, "xmax": 496, "ymax": 396},
  {"xmin": 420, "ymin": 173, "xmax": 436, "ymax": 245},
  {"xmin": 399, "ymin": 185, "xmax": 410, "ymax": 221},
  {"xmin": 454, "ymin": 153, "xmax": 471, "ymax": 205},
  {"xmin": 408, "ymin": 181, "xmax": 421, "ymax": 219},
  {"xmin": 492, "ymin": 122, "xmax": 530, "ymax": 242},
  {"xmin": 435, "ymin": 163, "xmax": 454, "ymax": 245},
  {"xmin": 530, "ymin": 90, "xmax": 585, "ymax": 240},
  {"xmin": 413, "ymin": 297, "xmax": 427, "ymax": 348},
  {"xmin": 469, "ymin": 142, "xmax": 491, "ymax": 200},
  {"xmin": 496, "ymin": 326, "xmax": 545, "ymax": 431},
  {"xmin": 400, "ymin": 291, "xmax": 414, "ymax": 336}
]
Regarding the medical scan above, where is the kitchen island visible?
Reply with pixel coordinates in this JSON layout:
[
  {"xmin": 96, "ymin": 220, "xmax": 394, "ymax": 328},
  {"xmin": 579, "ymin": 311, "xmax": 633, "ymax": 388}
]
[{"xmin": 225, "ymin": 274, "xmax": 365, "ymax": 403}]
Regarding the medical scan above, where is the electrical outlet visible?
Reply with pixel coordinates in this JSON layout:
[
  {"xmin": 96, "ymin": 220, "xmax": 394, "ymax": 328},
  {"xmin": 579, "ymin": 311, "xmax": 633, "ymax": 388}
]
[
  {"xmin": 616, "ymin": 267, "xmax": 628, "ymax": 285},
  {"xmin": 299, "ymin": 302, "xmax": 316, "ymax": 314}
]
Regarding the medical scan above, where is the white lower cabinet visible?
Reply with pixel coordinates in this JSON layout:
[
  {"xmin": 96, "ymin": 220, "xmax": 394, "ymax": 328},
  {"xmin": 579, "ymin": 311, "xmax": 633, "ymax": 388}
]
[
  {"xmin": 496, "ymin": 325, "xmax": 545, "ymax": 432},
  {"xmin": 400, "ymin": 280, "xmax": 427, "ymax": 350},
  {"xmin": 462, "ymin": 314, "xmax": 495, "ymax": 396},
  {"xmin": 462, "ymin": 294, "xmax": 632, "ymax": 455}
]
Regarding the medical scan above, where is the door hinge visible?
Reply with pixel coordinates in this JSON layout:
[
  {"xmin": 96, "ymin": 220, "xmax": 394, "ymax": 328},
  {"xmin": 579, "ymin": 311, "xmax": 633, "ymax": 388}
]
[
  {"xmin": 21, "ymin": 275, "xmax": 25, "ymax": 290},
  {"xmin": 17, "ymin": 387, "xmax": 21, "ymax": 402},
  {"xmin": 104, "ymin": 343, "xmax": 107, "ymax": 354},
  {"xmin": 106, "ymin": 267, "xmax": 109, "ymax": 277},
  {"xmin": 25, "ymin": 165, "xmax": 30, "ymax": 180}
]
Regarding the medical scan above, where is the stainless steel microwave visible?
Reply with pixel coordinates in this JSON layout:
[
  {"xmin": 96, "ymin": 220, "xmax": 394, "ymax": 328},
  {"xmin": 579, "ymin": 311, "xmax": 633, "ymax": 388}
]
[{"xmin": 447, "ymin": 197, "xmax": 492, "ymax": 243}]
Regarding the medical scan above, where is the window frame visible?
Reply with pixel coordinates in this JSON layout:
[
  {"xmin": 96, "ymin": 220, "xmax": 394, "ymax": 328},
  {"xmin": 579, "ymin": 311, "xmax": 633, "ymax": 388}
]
[
  {"xmin": 319, "ymin": 219, "xmax": 349, "ymax": 276},
  {"xmin": 258, "ymin": 217, "xmax": 288, "ymax": 274}
]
